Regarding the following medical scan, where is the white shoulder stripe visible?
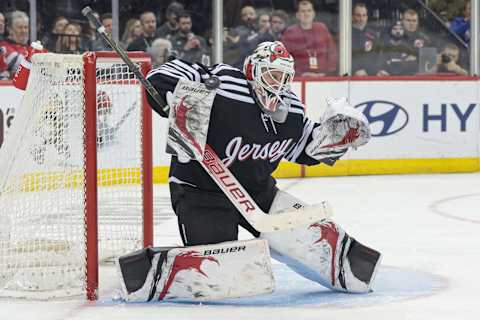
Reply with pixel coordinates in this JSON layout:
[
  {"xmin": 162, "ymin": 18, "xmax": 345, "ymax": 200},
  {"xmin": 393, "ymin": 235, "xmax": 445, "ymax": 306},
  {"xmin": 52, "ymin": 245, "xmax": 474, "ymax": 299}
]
[
  {"xmin": 289, "ymin": 99, "xmax": 304, "ymax": 108},
  {"xmin": 152, "ymin": 69, "xmax": 183, "ymax": 80},
  {"xmin": 289, "ymin": 97, "xmax": 303, "ymax": 106},
  {"xmin": 282, "ymin": 91, "xmax": 301, "ymax": 101},
  {"xmin": 211, "ymin": 64, "xmax": 242, "ymax": 74},
  {"xmin": 147, "ymin": 68, "xmax": 180, "ymax": 80},
  {"xmin": 172, "ymin": 60, "xmax": 201, "ymax": 81},
  {"xmin": 218, "ymin": 75, "xmax": 248, "ymax": 85},
  {"xmin": 162, "ymin": 65, "xmax": 193, "ymax": 80},
  {"xmin": 201, "ymin": 74, "xmax": 249, "ymax": 87},
  {"xmin": 282, "ymin": 94, "xmax": 301, "ymax": 103},
  {"xmin": 219, "ymin": 83, "xmax": 250, "ymax": 94},
  {"xmin": 217, "ymin": 89, "xmax": 255, "ymax": 104}
]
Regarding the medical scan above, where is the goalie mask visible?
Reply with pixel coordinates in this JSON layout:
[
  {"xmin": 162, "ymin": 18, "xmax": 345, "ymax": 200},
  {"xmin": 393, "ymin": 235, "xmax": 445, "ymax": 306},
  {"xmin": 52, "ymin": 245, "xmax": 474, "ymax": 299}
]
[{"xmin": 243, "ymin": 41, "xmax": 295, "ymax": 116}]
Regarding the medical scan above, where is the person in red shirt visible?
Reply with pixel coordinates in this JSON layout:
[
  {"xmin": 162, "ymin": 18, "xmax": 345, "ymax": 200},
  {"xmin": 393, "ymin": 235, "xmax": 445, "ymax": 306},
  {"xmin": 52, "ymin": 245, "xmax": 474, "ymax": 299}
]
[
  {"xmin": 0, "ymin": 11, "xmax": 30, "ymax": 79},
  {"xmin": 281, "ymin": 0, "xmax": 337, "ymax": 76}
]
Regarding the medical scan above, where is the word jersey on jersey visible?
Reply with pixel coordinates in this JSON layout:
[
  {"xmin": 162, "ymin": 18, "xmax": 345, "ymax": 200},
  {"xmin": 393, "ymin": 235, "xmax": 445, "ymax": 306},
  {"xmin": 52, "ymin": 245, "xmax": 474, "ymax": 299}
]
[{"xmin": 146, "ymin": 59, "xmax": 328, "ymax": 211}]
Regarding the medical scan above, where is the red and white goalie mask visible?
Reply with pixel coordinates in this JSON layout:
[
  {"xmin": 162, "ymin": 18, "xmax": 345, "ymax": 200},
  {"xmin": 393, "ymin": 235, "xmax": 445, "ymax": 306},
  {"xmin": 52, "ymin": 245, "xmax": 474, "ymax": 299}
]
[{"xmin": 243, "ymin": 41, "xmax": 295, "ymax": 113}]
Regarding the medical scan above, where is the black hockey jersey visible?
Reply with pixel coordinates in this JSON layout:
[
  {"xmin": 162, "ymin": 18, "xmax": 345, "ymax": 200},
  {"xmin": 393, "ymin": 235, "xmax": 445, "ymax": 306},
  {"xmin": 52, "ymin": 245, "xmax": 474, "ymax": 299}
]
[{"xmin": 146, "ymin": 59, "xmax": 328, "ymax": 211}]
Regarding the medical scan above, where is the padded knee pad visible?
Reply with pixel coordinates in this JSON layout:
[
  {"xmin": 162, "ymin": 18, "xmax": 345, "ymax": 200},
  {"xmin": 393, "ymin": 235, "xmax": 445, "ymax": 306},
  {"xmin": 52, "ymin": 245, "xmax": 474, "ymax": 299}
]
[{"xmin": 262, "ymin": 190, "xmax": 381, "ymax": 293}]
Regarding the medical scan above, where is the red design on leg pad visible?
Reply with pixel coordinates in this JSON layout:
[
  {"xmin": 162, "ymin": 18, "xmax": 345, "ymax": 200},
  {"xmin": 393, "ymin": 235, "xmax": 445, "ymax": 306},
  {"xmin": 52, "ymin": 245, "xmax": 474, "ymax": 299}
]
[{"xmin": 309, "ymin": 222, "xmax": 339, "ymax": 286}]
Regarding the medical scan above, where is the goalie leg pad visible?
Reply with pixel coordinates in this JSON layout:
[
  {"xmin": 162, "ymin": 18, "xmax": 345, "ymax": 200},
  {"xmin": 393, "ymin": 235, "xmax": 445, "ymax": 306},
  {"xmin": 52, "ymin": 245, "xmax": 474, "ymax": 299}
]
[
  {"xmin": 262, "ymin": 190, "xmax": 381, "ymax": 293},
  {"xmin": 117, "ymin": 239, "xmax": 274, "ymax": 302}
]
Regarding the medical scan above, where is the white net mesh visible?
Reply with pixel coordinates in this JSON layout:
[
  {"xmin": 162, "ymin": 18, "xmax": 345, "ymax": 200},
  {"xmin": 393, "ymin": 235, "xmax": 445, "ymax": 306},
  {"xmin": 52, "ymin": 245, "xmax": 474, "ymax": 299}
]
[{"xmin": 0, "ymin": 53, "xmax": 148, "ymax": 299}]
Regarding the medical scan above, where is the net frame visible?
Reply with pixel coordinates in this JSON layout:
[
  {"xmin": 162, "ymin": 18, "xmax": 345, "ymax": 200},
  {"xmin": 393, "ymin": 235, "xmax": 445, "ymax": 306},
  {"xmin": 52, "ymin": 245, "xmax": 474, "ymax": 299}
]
[{"xmin": 0, "ymin": 51, "xmax": 153, "ymax": 301}]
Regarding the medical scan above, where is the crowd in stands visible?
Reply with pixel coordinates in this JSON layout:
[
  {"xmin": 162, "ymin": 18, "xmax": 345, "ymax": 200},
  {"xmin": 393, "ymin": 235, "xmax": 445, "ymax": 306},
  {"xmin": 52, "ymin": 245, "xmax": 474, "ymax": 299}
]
[
  {"xmin": 0, "ymin": 0, "xmax": 472, "ymax": 80},
  {"xmin": 351, "ymin": 1, "xmax": 469, "ymax": 76}
]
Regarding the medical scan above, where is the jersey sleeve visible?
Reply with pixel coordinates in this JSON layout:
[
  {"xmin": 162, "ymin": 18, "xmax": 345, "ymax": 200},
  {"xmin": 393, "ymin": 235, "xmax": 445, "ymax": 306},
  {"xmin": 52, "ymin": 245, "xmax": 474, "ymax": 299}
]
[
  {"xmin": 282, "ymin": 93, "xmax": 339, "ymax": 166},
  {"xmin": 145, "ymin": 58, "xmax": 205, "ymax": 117},
  {"xmin": 283, "ymin": 116, "xmax": 322, "ymax": 166},
  {"xmin": 284, "ymin": 115, "xmax": 344, "ymax": 167}
]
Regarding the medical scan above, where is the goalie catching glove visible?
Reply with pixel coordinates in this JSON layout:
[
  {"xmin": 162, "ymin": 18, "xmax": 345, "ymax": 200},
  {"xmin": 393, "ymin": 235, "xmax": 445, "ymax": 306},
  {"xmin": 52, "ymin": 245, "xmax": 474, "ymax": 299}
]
[{"xmin": 306, "ymin": 97, "xmax": 370, "ymax": 163}]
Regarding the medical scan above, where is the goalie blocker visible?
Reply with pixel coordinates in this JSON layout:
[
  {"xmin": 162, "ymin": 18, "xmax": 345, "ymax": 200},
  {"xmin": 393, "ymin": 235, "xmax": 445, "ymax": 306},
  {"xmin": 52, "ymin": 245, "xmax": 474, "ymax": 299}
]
[{"xmin": 117, "ymin": 239, "xmax": 274, "ymax": 302}]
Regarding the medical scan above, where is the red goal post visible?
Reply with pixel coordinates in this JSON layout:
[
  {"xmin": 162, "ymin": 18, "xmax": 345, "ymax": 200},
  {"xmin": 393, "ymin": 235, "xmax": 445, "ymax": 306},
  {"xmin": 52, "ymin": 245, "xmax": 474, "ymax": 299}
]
[
  {"xmin": 0, "ymin": 51, "xmax": 153, "ymax": 300},
  {"xmin": 84, "ymin": 51, "xmax": 153, "ymax": 300}
]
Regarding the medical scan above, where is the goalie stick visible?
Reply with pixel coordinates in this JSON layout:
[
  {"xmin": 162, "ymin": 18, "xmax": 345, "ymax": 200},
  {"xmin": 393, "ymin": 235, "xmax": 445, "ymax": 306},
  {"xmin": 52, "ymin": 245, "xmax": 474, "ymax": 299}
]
[
  {"xmin": 200, "ymin": 144, "xmax": 332, "ymax": 232},
  {"xmin": 82, "ymin": 7, "xmax": 332, "ymax": 232}
]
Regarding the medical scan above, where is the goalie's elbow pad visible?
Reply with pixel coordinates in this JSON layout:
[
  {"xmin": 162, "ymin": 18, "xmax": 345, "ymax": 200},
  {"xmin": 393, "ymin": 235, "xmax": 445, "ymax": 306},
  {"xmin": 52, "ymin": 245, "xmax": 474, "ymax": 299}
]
[{"xmin": 12, "ymin": 60, "xmax": 31, "ymax": 90}]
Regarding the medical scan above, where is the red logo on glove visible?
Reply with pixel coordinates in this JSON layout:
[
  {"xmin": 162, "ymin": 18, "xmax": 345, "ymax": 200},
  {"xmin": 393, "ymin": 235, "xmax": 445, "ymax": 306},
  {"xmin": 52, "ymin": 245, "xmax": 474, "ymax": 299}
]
[{"xmin": 322, "ymin": 126, "xmax": 360, "ymax": 149}]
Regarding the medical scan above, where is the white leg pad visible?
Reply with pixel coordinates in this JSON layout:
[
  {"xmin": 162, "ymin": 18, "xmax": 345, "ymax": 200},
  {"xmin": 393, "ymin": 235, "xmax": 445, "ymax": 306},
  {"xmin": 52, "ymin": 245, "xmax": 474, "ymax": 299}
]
[
  {"xmin": 117, "ymin": 239, "xmax": 274, "ymax": 302},
  {"xmin": 262, "ymin": 190, "xmax": 381, "ymax": 293}
]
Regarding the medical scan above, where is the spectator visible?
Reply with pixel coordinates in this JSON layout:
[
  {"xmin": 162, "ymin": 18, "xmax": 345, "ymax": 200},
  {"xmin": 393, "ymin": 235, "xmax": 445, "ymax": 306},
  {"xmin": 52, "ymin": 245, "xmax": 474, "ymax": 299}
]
[
  {"xmin": 234, "ymin": 5, "xmax": 257, "ymax": 40},
  {"xmin": 121, "ymin": 19, "xmax": 143, "ymax": 49},
  {"xmin": 170, "ymin": 11, "xmax": 208, "ymax": 63},
  {"xmin": 0, "ymin": 12, "xmax": 5, "ymax": 41},
  {"xmin": 222, "ymin": 5, "xmax": 258, "ymax": 68},
  {"xmin": 281, "ymin": 0, "xmax": 337, "ymax": 76},
  {"xmin": 257, "ymin": 13, "xmax": 272, "ymax": 36},
  {"xmin": 241, "ymin": 13, "xmax": 275, "ymax": 63},
  {"xmin": 156, "ymin": 1, "xmax": 184, "ymax": 40},
  {"xmin": 92, "ymin": 13, "xmax": 113, "ymax": 51},
  {"xmin": 437, "ymin": 43, "xmax": 468, "ymax": 75},
  {"xmin": 402, "ymin": 9, "xmax": 431, "ymax": 50},
  {"xmin": 127, "ymin": 11, "xmax": 157, "ymax": 51},
  {"xmin": 84, "ymin": 10, "xmax": 101, "ymax": 48},
  {"xmin": 351, "ymin": 3, "xmax": 381, "ymax": 76},
  {"xmin": 148, "ymin": 38, "xmax": 172, "ymax": 68},
  {"xmin": 0, "ymin": 11, "xmax": 30, "ymax": 79},
  {"xmin": 271, "ymin": 10, "xmax": 289, "ymax": 41},
  {"xmin": 56, "ymin": 23, "xmax": 85, "ymax": 54},
  {"xmin": 222, "ymin": 27, "xmax": 242, "ymax": 66},
  {"xmin": 42, "ymin": 16, "xmax": 69, "ymax": 52},
  {"xmin": 450, "ymin": 1, "xmax": 470, "ymax": 45},
  {"xmin": 377, "ymin": 21, "xmax": 417, "ymax": 76},
  {"xmin": 248, "ymin": 13, "xmax": 275, "ymax": 46}
]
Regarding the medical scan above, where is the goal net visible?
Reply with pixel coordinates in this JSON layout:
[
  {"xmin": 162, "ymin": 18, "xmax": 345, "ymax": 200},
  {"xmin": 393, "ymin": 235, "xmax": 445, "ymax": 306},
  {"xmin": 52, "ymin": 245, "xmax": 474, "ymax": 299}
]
[{"xmin": 0, "ymin": 52, "xmax": 153, "ymax": 300}]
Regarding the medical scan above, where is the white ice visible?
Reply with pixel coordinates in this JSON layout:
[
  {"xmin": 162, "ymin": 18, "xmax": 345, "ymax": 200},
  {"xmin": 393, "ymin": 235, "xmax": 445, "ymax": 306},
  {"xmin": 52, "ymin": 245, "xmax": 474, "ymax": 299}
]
[{"xmin": 1, "ymin": 173, "xmax": 479, "ymax": 320}]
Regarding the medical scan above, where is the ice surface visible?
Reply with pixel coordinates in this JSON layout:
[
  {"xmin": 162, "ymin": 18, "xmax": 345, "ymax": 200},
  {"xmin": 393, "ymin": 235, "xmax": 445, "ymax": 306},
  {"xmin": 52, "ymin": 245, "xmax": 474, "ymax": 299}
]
[{"xmin": 1, "ymin": 173, "xmax": 479, "ymax": 320}]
